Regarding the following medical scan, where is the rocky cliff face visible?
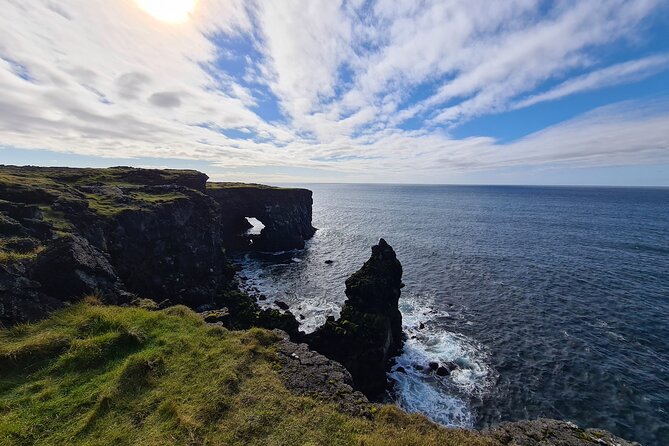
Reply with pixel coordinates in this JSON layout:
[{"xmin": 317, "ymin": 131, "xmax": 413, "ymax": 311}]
[
  {"xmin": 206, "ymin": 183, "xmax": 316, "ymax": 251},
  {"xmin": 0, "ymin": 165, "xmax": 315, "ymax": 327},
  {"xmin": 306, "ymin": 238, "xmax": 404, "ymax": 398}
]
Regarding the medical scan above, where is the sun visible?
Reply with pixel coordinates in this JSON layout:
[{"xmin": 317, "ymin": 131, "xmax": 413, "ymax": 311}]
[{"xmin": 136, "ymin": 0, "xmax": 198, "ymax": 23}]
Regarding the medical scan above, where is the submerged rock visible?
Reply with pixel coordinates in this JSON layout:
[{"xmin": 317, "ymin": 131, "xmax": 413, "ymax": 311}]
[
  {"xmin": 306, "ymin": 238, "xmax": 403, "ymax": 398},
  {"xmin": 275, "ymin": 300, "xmax": 290, "ymax": 310}
]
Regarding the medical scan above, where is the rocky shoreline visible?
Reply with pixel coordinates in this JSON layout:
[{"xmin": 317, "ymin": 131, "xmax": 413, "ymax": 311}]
[{"xmin": 0, "ymin": 165, "xmax": 640, "ymax": 445}]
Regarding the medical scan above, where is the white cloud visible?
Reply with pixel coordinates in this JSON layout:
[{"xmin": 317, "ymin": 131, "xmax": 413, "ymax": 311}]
[
  {"xmin": 0, "ymin": 0, "xmax": 667, "ymax": 183},
  {"xmin": 513, "ymin": 54, "xmax": 669, "ymax": 109}
]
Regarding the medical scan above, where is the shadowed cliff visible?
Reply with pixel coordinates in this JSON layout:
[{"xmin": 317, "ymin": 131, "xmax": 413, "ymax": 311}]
[{"xmin": 0, "ymin": 165, "xmax": 314, "ymax": 327}]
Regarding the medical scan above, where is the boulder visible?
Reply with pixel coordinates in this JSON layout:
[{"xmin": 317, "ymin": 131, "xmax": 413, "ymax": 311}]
[
  {"xmin": 306, "ymin": 238, "xmax": 404, "ymax": 398},
  {"xmin": 30, "ymin": 235, "xmax": 123, "ymax": 303}
]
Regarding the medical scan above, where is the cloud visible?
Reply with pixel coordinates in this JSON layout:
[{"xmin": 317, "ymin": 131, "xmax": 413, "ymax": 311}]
[
  {"xmin": 148, "ymin": 92, "xmax": 183, "ymax": 108},
  {"xmin": 0, "ymin": 0, "xmax": 667, "ymax": 183},
  {"xmin": 117, "ymin": 72, "xmax": 152, "ymax": 100},
  {"xmin": 513, "ymin": 54, "xmax": 669, "ymax": 109}
]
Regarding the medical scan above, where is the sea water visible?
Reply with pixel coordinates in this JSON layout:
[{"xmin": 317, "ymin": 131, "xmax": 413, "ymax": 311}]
[{"xmin": 233, "ymin": 184, "xmax": 669, "ymax": 446}]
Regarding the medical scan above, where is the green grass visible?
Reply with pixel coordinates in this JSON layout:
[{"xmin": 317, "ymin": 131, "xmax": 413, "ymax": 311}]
[
  {"xmin": 0, "ymin": 304, "xmax": 494, "ymax": 446},
  {"xmin": 37, "ymin": 206, "xmax": 74, "ymax": 232},
  {"xmin": 0, "ymin": 247, "xmax": 44, "ymax": 264},
  {"xmin": 128, "ymin": 191, "xmax": 187, "ymax": 204},
  {"xmin": 0, "ymin": 165, "xmax": 203, "ymax": 189},
  {"xmin": 84, "ymin": 191, "xmax": 188, "ymax": 216},
  {"xmin": 0, "ymin": 238, "xmax": 45, "ymax": 264},
  {"xmin": 206, "ymin": 182, "xmax": 297, "ymax": 190},
  {"xmin": 84, "ymin": 194, "xmax": 139, "ymax": 216}
]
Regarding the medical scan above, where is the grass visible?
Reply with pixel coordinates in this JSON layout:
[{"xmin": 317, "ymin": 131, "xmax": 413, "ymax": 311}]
[
  {"xmin": 0, "ymin": 165, "xmax": 203, "ymax": 189},
  {"xmin": 85, "ymin": 191, "xmax": 188, "ymax": 216},
  {"xmin": 0, "ymin": 246, "xmax": 44, "ymax": 264},
  {"xmin": 0, "ymin": 238, "xmax": 45, "ymax": 264},
  {"xmin": 128, "ymin": 191, "xmax": 187, "ymax": 204},
  {"xmin": 207, "ymin": 182, "xmax": 297, "ymax": 190},
  {"xmin": 0, "ymin": 304, "xmax": 494, "ymax": 446},
  {"xmin": 84, "ymin": 194, "xmax": 139, "ymax": 217}
]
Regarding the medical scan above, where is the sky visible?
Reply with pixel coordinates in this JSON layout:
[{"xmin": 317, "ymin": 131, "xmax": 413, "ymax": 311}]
[{"xmin": 1, "ymin": 0, "xmax": 669, "ymax": 185}]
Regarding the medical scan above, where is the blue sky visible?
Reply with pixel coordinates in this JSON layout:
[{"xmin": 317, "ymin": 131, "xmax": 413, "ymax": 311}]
[{"xmin": 1, "ymin": 0, "xmax": 668, "ymax": 185}]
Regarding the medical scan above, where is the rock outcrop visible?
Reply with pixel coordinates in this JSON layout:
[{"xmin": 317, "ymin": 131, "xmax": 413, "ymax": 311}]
[
  {"xmin": 0, "ymin": 165, "xmax": 315, "ymax": 326},
  {"xmin": 206, "ymin": 183, "xmax": 316, "ymax": 251},
  {"xmin": 272, "ymin": 329, "xmax": 373, "ymax": 417},
  {"xmin": 486, "ymin": 418, "xmax": 641, "ymax": 446},
  {"xmin": 0, "ymin": 263, "xmax": 64, "ymax": 328},
  {"xmin": 306, "ymin": 238, "xmax": 403, "ymax": 398},
  {"xmin": 30, "ymin": 234, "xmax": 124, "ymax": 303}
]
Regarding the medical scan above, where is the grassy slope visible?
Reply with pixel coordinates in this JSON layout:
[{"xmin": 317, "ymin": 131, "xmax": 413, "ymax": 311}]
[{"xmin": 0, "ymin": 303, "xmax": 493, "ymax": 446}]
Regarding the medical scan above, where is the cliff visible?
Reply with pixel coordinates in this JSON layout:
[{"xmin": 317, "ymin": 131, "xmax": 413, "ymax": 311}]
[
  {"xmin": 0, "ymin": 166, "xmax": 641, "ymax": 445},
  {"xmin": 206, "ymin": 182, "xmax": 316, "ymax": 251},
  {"xmin": 0, "ymin": 165, "xmax": 314, "ymax": 327}
]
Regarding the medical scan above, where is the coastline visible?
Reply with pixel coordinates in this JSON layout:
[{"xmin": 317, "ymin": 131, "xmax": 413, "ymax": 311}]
[{"xmin": 0, "ymin": 165, "xmax": 646, "ymax": 445}]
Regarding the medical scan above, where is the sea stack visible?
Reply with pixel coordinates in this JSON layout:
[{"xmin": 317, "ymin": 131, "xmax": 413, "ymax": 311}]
[{"xmin": 306, "ymin": 238, "xmax": 403, "ymax": 398}]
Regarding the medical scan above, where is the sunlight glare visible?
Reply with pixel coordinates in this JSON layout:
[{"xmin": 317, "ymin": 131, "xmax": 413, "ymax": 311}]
[{"xmin": 136, "ymin": 0, "xmax": 198, "ymax": 23}]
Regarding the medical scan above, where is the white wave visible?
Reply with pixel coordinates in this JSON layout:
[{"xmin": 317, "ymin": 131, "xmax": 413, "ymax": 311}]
[{"xmin": 389, "ymin": 294, "xmax": 494, "ymax": 428}]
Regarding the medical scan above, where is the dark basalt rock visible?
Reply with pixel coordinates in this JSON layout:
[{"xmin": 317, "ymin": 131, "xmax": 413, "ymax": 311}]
[
  {"xmin": 207, "ymin": 290, "xmax": 302, "ymax": 339},
  {"xmin": 306, "ymin": 238, "xmax": 403, "ymax": 398},
  {"xmin": 275, "ymin": 300, "xmax": 289, "ymax": 310},
  {"xmin": 97, "ymin": 186, "xmax": 230, "ymax": 307},
  {"xmin": 485, "ymin": 418, "xmax": 641, "ymax": 446},
  {"xmin": 0, "ymin": 263, "xmax": 64, "ymax": 328},
  {"xmin": 206, "ymin": 184, "xmax": 316, "ymax": 251},
  {"xmin": 272, "ymin": 329, "xmax": 373, "ymax": 417},
  {"xmin": 0, "ymin": 165, "xmax": 315, "ymax": 327},
  {"xmin": 30, "ymin": 234, "xmax": 123, "ymax": 303}
]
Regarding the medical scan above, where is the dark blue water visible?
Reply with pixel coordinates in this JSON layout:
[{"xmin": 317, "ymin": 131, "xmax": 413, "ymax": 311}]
[{"xmin": 235, "ymin": 185, "xmax": 669, "ymax": 446}]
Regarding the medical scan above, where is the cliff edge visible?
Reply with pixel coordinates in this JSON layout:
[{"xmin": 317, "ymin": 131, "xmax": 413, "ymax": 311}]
[{"xmin": 0, "ymin": 165, "xmax": 314, "ymax": 327}]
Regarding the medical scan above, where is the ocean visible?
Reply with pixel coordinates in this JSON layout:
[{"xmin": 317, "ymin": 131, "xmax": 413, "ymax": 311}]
[{"xmin": 233, "ymin": 184, "xmax": 669, "ymax": 446}]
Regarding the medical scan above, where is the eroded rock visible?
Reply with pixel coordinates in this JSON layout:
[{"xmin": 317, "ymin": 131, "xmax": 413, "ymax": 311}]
[
  {"xmin": 486, "ymin": 418, "xmax": 641, "ymax": 446},
  {"xmin": 30, "ymin": 234, "xmax": 123, "ymax": 303},
  {"xmin": 306, "ymin": 238, "xmax": 403, "ymax": 398},
  {"xmin": 273, "ymin": 329, "xmax": 373, "ymax": 417}
]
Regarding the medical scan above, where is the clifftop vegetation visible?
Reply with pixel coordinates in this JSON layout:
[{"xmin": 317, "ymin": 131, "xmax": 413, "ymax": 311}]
[{"xmin": 0, "ymin": 302, "xmax": 492, "ymax": 446}]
